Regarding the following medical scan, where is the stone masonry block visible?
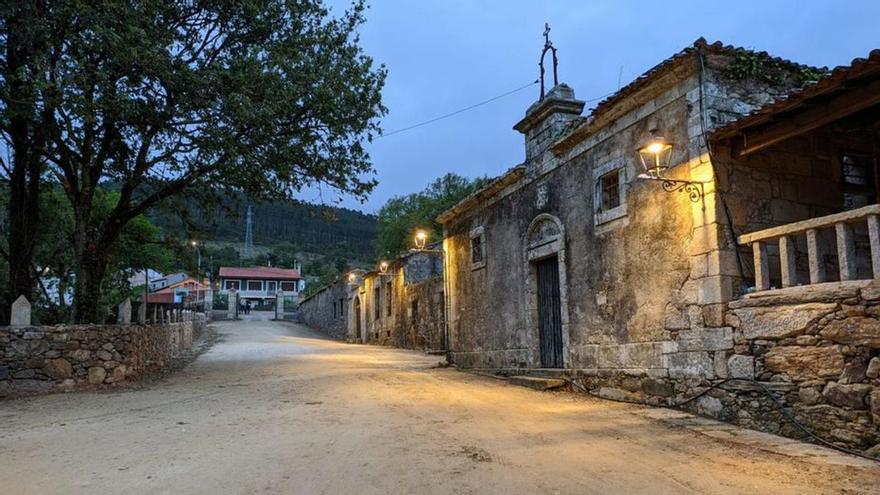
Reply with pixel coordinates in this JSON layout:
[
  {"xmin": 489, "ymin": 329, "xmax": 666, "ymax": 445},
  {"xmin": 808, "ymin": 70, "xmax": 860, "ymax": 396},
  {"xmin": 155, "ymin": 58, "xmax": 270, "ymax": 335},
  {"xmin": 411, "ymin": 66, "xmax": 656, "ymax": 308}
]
[
  {"xmin": 731, "ymin": 302, "xmax": 836, "ymax": 339},
  {"xmin": 668, "ymin": 351, "xmax": 714, "ymax": 379},
  {"xmin": 677, "ymin": 327, "xmax": 734, "ymax": 352}
]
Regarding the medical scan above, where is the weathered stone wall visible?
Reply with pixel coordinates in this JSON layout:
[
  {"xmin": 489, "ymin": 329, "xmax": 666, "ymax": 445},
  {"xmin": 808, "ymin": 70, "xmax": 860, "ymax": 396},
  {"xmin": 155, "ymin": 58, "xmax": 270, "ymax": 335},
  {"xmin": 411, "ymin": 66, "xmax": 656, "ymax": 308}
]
[
  {"xmin": 439, "ymin": 44, "xmax": 880, "ymax": 450},
  {"xmin": 568, "ymin": 282, "xmax": 880, "ymax": 451},
  {"xmin": 446, "ymin": 53, "xmax": 711, "ymax": 371},
  {"xmin": 300, "ymin": 251, "xmax": 445, "ymax": 352},
  {"xmin": 358, "ymin": 251, "xmax": 445, "ymax": 351},
  {"xmin": 0, "ymin": 315, "xmax": 206, "ymax": 397},
  {"xmin": 299, "ymin": 278, "xmax": 353, "ymax": 341}
]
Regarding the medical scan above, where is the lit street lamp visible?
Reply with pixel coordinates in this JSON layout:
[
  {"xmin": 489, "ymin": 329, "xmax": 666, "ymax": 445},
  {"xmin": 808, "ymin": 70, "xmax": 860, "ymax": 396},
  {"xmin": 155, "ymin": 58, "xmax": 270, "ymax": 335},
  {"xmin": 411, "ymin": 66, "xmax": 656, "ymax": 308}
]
[
  {"xmin": 636, "ymin": 131, "xmax": 705, "ymax": 205},
  {"xmin": 637, "ymin": 133, "xmax": 673, "ymax": 179},
  {"xmin": 414, "ymin": 230, "xmax": 428, "ymax": 250},
  {"xmin": 378, "ymin": 261, "xmax": 389, "ymax": 275}
]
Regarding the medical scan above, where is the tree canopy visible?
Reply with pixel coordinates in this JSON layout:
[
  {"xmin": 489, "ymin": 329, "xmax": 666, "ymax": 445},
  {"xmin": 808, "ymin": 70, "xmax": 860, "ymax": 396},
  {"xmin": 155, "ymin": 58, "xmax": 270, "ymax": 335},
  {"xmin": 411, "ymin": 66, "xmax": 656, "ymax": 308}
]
[
  {"xmin": 1, "ymin": 0, "xmax": 386, "ymax": 322},
  {"xmin": 374, "ymin": 173, "xmax": 489, "ymax": 259}
]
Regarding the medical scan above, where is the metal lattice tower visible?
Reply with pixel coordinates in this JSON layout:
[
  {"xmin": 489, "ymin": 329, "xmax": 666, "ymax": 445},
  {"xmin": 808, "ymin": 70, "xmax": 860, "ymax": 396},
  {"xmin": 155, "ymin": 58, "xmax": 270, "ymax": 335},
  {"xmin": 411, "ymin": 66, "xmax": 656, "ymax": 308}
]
[{"xmin": 243, "ymin": 204, "xmax": 254, "ymax": 259}]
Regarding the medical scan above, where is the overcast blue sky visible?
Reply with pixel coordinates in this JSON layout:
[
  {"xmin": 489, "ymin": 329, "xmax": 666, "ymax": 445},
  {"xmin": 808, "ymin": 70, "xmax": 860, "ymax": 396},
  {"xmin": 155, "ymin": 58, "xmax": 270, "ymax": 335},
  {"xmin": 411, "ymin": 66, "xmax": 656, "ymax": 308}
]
[{"xmin": 315, "ymin": 0, "xmax": 879, "ymax": 213}]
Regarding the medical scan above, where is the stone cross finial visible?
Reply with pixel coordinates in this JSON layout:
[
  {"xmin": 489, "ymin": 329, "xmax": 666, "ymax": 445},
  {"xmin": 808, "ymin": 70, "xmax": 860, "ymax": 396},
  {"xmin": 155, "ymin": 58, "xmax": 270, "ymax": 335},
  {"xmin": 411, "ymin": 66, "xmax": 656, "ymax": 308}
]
[
  {"xmin": 117, "ymin": 299, "xmax": 132, "ymax": 325},
  {"xmin": 543, "ymin": 23, "xmax": 551, "ymax": 47},
  {"xmin": 10, "ymin": 295, "xmax": 31, "ymax": 326}
]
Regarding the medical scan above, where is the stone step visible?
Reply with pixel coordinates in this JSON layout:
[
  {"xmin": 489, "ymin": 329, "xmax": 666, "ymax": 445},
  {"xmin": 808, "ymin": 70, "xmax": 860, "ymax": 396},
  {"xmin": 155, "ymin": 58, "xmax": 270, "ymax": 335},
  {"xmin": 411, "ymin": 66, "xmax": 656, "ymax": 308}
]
[{"xmin": 508, "ymin": 375, "xmax": 567, "ymax": 391}]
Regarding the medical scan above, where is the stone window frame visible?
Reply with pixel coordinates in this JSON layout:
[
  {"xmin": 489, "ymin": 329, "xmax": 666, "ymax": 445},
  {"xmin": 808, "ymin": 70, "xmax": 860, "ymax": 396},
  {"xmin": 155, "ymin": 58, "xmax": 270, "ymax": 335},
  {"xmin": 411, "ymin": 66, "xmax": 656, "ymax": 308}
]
[
  {"xmin": 470, "ymin": 226, "xmax": 486, "ymax": 270},
  {"xmin": 592, "ymin": 156, "xmax": 628, "ymax": 227}
]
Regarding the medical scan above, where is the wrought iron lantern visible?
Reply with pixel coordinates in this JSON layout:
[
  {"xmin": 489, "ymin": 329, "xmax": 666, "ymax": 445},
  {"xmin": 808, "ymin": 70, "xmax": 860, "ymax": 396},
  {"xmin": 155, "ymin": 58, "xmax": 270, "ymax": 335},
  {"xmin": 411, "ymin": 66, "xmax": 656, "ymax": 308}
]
[
  {"xmin": 637, "ymin": 134, "xmax": 674, "ymax": 178},
  {"xmin": 347, "ymin": 272, "xmax": 357, "ymax": 284},
  {"xmin": 378, "ymin": 261, "xmax": 389, "ymax": 275},
  {"xmin": 414, "ymin": 230, "xmax": 428, "ymax": 250},
  {"xmin": 636, "ymin": 131, "xmax": 705, "ymax": 205}
]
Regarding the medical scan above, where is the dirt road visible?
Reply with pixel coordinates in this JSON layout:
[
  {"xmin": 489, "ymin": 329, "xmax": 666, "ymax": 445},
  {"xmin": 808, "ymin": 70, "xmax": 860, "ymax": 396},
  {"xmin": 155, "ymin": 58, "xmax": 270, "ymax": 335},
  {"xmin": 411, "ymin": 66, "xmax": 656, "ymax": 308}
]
[{"xmin": 1, "ymin": 319, "xmax": 878, "ymax": 494}]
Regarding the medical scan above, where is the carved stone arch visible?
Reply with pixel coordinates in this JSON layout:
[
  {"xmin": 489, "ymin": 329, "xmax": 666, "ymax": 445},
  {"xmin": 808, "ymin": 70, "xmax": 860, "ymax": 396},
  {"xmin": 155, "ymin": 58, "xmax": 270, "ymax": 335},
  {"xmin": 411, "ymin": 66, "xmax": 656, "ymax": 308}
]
[{"xmin": 525, "ymin": 213, "xmax": 565, "ymax": 260}]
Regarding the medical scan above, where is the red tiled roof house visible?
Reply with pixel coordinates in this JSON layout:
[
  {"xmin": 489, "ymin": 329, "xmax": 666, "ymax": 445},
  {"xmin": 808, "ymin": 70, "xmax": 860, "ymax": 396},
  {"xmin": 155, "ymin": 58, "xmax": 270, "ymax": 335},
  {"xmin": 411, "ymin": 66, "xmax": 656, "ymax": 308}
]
[{"xmin": 218, "ymin": 266, "xmax": 303, "ymax": 304}]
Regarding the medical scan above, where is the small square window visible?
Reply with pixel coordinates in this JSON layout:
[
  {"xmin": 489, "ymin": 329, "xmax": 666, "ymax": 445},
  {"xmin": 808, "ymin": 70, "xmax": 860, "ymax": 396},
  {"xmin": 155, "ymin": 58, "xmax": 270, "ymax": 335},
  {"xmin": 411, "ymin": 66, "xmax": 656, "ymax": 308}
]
[
  {"xmin": 471, "ymin": 235, "xmax": 483, "ymax": 264},
  {"xmin": 599, "ymin": 170, "xmax": 621, "ymax": 212},
  {"xmin": 469, "ymin": 226, "xmax": 486, "ymax": 270}
]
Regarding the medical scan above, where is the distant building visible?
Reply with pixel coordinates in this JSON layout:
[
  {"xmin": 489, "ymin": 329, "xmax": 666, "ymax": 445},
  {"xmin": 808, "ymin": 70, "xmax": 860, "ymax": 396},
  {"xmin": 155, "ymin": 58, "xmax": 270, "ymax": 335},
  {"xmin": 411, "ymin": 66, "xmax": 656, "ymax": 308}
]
[
  {"xmin": 218, "ymin": 266, "xmax": 304, "ymax": 306},
  {"xmin": 299, "ymin": 248, "xmax": 445, "ymax": 351},
  {"xmin": 128, "ymin": 269, "xmax": 165, "ymax": 289},
  {"xmin": 147, "ymin": 272, "xmax": 189, "ymax": 292},
  {"xmin": 141, "ymin": 276, "xmax": 208, "ymax": 304}
]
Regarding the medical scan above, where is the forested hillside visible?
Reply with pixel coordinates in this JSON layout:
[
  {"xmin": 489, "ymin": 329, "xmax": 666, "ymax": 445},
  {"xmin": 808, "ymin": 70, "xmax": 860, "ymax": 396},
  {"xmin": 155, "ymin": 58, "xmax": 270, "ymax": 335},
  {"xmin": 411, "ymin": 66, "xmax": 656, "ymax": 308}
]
[{"xmin": 150, "ymin": 197, "xmax": 378, "ymax": 256}]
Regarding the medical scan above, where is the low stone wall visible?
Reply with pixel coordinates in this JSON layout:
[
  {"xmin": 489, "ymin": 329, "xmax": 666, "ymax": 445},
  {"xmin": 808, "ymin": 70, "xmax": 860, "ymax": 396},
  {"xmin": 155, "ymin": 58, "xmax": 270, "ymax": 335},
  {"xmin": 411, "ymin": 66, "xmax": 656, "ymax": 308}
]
[
  {"xmin": 563, "ymin": 282, "xmax": 880, "ymax": 453},
  {"xmin": 0, "ymin": 314, "xmax": 206, "ymax": 397},
  {"xmin": 299, "ymin": 278, "xmax": 351, "ymax": 341}
]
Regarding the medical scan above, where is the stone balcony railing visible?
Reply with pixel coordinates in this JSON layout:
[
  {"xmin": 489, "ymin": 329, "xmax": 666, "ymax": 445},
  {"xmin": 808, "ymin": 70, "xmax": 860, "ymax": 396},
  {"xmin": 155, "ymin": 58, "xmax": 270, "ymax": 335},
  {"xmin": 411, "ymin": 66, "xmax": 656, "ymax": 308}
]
[{"xmin": 739, "ymin": 203, "xmax": 880, "ymax": 292}]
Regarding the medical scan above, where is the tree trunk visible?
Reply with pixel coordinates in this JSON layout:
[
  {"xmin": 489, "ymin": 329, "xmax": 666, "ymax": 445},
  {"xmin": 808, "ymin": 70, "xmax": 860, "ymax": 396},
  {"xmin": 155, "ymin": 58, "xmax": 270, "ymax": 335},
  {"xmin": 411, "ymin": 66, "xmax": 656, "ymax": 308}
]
[
  {"xmin": 2, "ymin": 4, "xmax": 47, "ymax": 323},
  {"xmin": 73, "ymin": 248, "xmax": 109, "ymax": 324},
  {"xmin": 71, "ymin": 199, "xmax": 124, "ymax": 324}
]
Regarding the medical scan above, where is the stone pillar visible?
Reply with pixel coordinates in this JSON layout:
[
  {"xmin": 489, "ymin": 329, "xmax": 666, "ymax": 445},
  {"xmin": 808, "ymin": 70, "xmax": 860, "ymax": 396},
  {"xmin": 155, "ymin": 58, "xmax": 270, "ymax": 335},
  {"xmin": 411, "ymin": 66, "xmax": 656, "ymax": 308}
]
[
  {"xmin": 275, "ymin": 290, "xmax": 284, "ymax": 320},
  {"xmin": 205, "ymin": 288, "xmax": 214, "ymax": 322},
  {"xmin": 228, "ymin": 290, "xmax": 238, "ymax": 320},
  {"xmin": 10, "ymin": 295, "xmax": 30, "ymax": 326},
  {"xmin": 117, "ymin": 299, "xmax": 132, "ymax": 324}
]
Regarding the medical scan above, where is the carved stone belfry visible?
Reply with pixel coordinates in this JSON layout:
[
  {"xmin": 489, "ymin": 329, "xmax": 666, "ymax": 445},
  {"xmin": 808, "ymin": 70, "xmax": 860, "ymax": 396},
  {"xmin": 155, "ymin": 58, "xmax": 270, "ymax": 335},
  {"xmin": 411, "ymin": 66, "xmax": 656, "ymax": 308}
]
[{"xmin": 514, "ymin": 25, "xmax": 585, "ymax": 163}]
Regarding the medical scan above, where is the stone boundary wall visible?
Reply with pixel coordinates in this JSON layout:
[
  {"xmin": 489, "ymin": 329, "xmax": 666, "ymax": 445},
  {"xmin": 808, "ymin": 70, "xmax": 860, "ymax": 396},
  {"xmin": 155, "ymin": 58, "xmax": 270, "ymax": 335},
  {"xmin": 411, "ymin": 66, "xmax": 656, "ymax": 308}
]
[
  {"xmin": 563, "ymin": 282, "xmax": 880, "ymax": 453},
  {"xmin": 0, "ymin": 314, "xmax": 206, "ymax": 397},
  {"xmin": 299, "ymin": 278, "xmax": 352, "ymax": 341}
]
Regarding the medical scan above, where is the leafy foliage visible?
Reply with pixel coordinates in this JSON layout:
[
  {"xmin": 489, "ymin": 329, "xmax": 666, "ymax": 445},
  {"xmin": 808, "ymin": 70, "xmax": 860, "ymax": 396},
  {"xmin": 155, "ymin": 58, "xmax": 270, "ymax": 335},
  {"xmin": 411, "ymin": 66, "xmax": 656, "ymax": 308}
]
[
  {"xmin": 375, "ymin": 173, "xmax": 489, "ymax": 259},
  {"xmin": 725, "ymin": 52, "xmax": 829, "ymax": 86},
  {"xmin": 0, "ymin": 0, "xmax": 387, "ymax": 322},
  {"xmin": 19, "ymin": 187, "xmax": 175, "ymax": 323}
]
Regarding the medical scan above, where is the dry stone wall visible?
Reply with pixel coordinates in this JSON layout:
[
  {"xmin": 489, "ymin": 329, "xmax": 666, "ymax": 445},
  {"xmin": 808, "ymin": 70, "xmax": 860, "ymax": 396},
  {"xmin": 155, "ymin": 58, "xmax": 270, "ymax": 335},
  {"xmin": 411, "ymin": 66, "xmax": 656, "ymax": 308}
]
[{"xmin": 0, "ymin": 315, "xmax": 205, "ymax": 397}]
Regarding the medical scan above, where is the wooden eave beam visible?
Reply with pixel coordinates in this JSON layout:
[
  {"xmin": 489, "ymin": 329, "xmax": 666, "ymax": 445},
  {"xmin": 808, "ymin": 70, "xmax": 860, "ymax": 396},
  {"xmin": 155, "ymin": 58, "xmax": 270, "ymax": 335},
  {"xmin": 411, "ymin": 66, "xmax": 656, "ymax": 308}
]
[{"xmin": 734, "ymin": 78, "xmax": 880, "ymax": 157}]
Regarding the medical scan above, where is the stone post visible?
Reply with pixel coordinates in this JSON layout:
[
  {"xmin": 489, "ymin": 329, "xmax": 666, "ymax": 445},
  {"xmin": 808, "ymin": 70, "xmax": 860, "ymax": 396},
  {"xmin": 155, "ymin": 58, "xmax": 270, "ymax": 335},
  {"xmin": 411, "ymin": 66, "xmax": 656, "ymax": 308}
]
[
  {"xmin": 275, "ymin": 290, "xmax": 284, "ymax": 320},
  {"xmin": 205, "ymin": 288, "xmax": 214, "ymax": 322},
  {"xmin": 10, "ymin": 295, "xmax": 30, "ymax": 326},
  {"xmin": 227, "ymin": 290, "xmax": 238, "ymax": 320},
  {"xmin": 117, "ymin": 299, "xmax": 132, "ymax": 324}
]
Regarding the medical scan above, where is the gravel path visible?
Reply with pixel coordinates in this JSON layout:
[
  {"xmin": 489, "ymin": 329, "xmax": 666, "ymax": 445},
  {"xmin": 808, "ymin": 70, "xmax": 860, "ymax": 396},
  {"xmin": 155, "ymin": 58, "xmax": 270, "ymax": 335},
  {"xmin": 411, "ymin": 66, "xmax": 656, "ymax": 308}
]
[{"xmin": 1, "ymin": 318, "xmax": 878, "ymax": 494}]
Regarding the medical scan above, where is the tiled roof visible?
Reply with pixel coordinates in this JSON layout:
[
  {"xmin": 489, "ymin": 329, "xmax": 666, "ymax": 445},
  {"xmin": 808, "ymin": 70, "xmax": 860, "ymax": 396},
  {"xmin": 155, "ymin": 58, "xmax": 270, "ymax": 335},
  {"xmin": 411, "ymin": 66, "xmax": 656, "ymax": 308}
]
[
  {"xmin": 711, "ymin": 48, "xmax": 880, "ymax": 140},
  {"xmin": 218, "ymin": 266, "xmax": 301, "ymax": 280},
  {"xmin": 553, "ymin": 38, "xmax": 822, "ymax": 152}
]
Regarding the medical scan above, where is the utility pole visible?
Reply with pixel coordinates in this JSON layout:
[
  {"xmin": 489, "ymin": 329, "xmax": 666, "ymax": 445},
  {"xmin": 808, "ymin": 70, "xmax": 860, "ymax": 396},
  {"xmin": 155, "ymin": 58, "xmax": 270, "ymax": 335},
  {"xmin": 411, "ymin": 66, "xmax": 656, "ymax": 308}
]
[{"xmin": 243, "ymin": 204, "xmax": 254, "ymax": 260}]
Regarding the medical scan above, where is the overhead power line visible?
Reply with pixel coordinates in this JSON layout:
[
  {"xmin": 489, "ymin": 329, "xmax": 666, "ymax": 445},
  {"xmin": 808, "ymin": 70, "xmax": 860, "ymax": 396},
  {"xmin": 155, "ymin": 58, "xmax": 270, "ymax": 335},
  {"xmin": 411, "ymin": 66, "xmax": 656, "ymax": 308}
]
[
  {"xmin": 378, "ymin": 80, "xmax": 538, "ymax": 138},
  {"xmin": 377, "ymin": 81, "xmax": 619, "ymax": 139}
]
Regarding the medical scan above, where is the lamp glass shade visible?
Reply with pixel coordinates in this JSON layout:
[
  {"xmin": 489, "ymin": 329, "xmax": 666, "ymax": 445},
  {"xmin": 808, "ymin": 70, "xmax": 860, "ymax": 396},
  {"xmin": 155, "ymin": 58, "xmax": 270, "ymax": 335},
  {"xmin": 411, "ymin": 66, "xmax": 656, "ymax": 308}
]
[{"xmin": 638, "ymin": 137, "xmax": 673, "ymax": 178}]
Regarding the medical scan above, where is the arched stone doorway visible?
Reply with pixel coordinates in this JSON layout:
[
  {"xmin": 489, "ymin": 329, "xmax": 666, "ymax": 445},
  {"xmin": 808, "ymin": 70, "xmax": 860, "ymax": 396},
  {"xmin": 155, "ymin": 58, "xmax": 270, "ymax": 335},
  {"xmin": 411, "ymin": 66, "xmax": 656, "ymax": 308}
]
[{"xmin": 524, "ymin": 214, "xmax": 570, "ymax": 368}]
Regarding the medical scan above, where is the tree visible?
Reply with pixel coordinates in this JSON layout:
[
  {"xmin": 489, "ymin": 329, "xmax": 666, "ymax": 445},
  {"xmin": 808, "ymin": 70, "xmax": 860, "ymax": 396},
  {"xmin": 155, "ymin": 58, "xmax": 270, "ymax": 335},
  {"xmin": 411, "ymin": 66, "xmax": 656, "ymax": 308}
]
[
  {"xmin": 375, "ymin": 173, "xmax": 489, "ymax": 259},
  {"xmin": 30, "ymin": 187, "xmax": 175, "ymax": 324},
  {"xmin": 1, "ymin": 0, "xmax": 386, "ymax": 322},
  {"xmin": 0, "ymin": 1, "xmax": 53, "ymax": 322}
]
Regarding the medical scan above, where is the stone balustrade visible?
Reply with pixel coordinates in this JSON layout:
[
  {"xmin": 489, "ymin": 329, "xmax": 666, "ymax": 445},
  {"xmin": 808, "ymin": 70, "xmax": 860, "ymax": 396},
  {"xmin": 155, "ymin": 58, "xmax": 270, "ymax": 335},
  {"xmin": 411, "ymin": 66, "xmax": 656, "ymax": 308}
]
[{"xmin": 739, "ymin": 204, "xmax": 880, "ymax": 291}]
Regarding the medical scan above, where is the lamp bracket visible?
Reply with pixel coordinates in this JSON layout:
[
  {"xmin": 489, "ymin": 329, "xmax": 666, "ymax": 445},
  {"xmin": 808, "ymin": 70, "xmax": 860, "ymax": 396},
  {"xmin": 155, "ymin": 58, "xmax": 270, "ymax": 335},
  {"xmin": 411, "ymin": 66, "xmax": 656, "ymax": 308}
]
[{"xmin": 637, "ymin": 174, "xmax": 707, "ymax": 207}]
